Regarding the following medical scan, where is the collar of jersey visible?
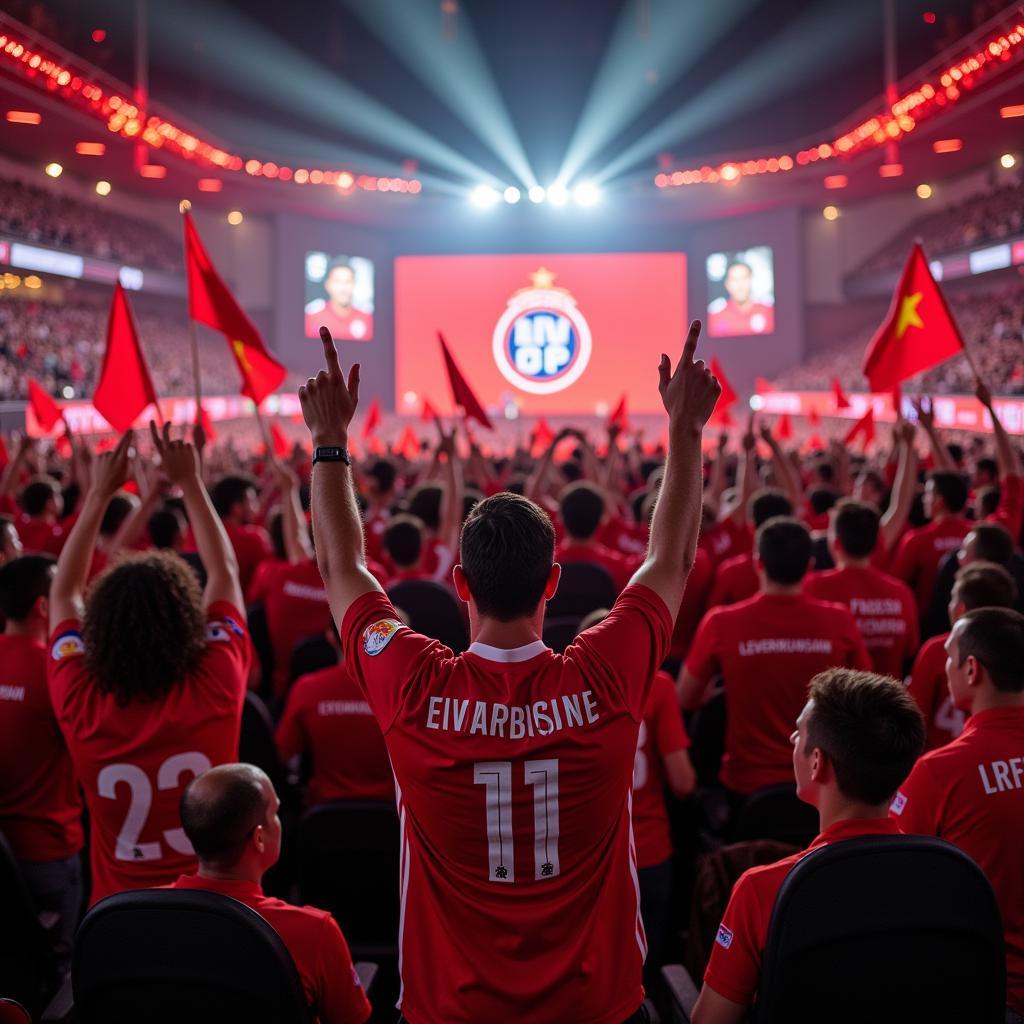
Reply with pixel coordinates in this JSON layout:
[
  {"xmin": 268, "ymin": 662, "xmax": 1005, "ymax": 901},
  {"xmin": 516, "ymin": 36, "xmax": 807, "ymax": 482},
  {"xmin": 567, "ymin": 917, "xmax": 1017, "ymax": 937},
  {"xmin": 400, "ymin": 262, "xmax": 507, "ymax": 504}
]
[{"xmin": 466, "ymin": 639, "xmax": 549, "ymax": 663}]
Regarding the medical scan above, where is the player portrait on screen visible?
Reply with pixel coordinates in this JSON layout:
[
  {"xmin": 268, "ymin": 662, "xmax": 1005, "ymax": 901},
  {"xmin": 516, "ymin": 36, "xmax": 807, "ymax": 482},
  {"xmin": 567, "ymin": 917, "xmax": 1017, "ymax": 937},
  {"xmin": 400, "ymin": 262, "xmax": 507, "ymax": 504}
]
[
  {"xmin": 304, "ymin": 252, "xmax": 375, "ymax": 342},
  {"xmin": 706, "ymin": 246, "xmax": 775, "ymax": 337}
]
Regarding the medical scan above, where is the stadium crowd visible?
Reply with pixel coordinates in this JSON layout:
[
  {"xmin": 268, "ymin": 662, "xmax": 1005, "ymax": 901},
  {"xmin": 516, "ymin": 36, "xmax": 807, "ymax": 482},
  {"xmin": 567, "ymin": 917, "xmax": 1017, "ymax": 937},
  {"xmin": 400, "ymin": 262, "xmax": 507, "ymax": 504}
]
[{"xmin": 0, "ymin": 319, "xmax": 1022, "ymax": 1023}]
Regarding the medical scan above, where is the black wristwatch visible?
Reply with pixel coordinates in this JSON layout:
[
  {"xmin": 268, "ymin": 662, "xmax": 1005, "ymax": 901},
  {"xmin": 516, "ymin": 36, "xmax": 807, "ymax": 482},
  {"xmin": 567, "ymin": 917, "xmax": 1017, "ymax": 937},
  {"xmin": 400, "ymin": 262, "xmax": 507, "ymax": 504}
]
[{"xmin": 312, "ymin": 445, "xmax": 351, "ymax": 466}]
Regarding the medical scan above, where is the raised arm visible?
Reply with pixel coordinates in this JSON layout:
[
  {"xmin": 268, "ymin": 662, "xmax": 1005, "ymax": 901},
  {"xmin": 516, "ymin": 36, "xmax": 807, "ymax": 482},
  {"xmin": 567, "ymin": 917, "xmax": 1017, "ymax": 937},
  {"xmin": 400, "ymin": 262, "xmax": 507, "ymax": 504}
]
[
  {"xmin": 760, "ymin": 422, "xmax": 803, "ymax": 510},
  {"xmin": 150, "ymin": 421, "xmax": 245, "ymax": 615},
  {"xmin": 299, "ymin": 327, "xmax": 383, "ymax": 628},
  {"xmin": 879, "ymin": 420, "xmax": 920, "ymax": 554},
  {"xmin": 436, "ymin": 420, "xmax": 464, "ymax": 561},
  {"xmin": 912, "ymin": 395, "xmax": 953, "ymax": 472},
  {"xmin": 630, "ymin": 320, "xmax": 721, "ymax": 620},
  {"xmin": 0, "ymin": 435, "xmax": 36, "ymax": 504},
  {"xmin": 705, "ymin": 431, "xmax": 730, "ymax": 518},
  {"xmin": 49, "ymin": 432, "xmax": 133, "ymax": 628},
  {"xmin": 977, "ymin": 378, "xmax": 1023, "ymax": 477},
  {"xmin": 268, "ymin": 458, "xmax": 313, "ymax": 562}
]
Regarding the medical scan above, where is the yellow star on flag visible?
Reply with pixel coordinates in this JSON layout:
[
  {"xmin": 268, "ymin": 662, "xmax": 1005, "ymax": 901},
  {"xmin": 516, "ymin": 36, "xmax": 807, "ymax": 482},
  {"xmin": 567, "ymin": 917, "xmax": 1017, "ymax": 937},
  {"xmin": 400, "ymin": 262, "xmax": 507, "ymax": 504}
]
[
  {"xmin": 895, "ymin": 291, "xmax": 924, "ymax": 338},
  {"xmin": 231, "ymin": 338, "xmax": 253, "ymax": 374}
]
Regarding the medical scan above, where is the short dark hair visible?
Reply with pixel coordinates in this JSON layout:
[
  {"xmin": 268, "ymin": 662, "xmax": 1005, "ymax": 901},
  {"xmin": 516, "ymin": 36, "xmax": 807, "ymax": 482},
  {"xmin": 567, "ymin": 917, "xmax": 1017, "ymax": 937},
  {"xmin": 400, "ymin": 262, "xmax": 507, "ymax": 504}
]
[
  {"xmin": 384, "ymin": 514, "xmax": 424, "ymax": 568},
  {"xmin": 956, "ymin": 607, "xmax": 1024, "ymax": 693},
  {"xmin": 808, "ymin": 487, "xmax": 839, "ymax": 517},
  {"xmin": 560, "ymin": 482, "xmax": 605, "ymax": 540},
  {"xmin": 976, "ymin": 485, "xmax": 1000, "ymax": 519},
  {"xmin": 0, "ymin": 554, "xmax": 55, "ymax": 620},
  {"xmin": 180, "ymin": 765, "xmax": 268, "ymax": 862},
  {"xmin": 726, "ymin": 259, "xmax": 752, "ymax": 276},
  {"xmin": 460, "ymin": 493, "xmax": 555, "ymax": 621},
  {"xmin": 953, "ymin": 561, "xmax": 1018, "ymax": 611},
  {"xmin": 748, "ymin": 488, "xmax": 793, "ymax": 529},
  {"xmin": 100, "ymin": 492, "xmax": 135, "ymax": 538},
  {"xmin": 148, "ymin": 507, "xmax": 183, "ymax": 550},
  {"xmin": 366, "ymin": 458, "xmax": 397, "ymax": 496},
  {"xmin": 929, "ymin": 471, "xmax": 969, "ymax": 514},
  {"xmin": 325, "ymin": 257, "xmax": 354, "ymax": 278},
  {"xmin": 946, "ymin": 442, "xmax": 965, "ymax": 466},
  {"xmin": 806, "ymin": 669, "xmax": 925, "ymax": 804},
  {"xmin": 832, "ymin": 499, "xmax": 880, "ymax": 559},
  {"xmin": 408, "ymin": 483, "xmax": 442, "ymax": 531},
  {"xmin": 965, "ymin": 522, "xmax": 1014, "ymax": 566},
  {"xmin": 756, "ymin": 516, "xmax": 812, "ymax": 585},
  {"xmin": 975, "ymin": 457, "xmax": 998, "ymax": 480},
  {"xmin": 19, "ymin": 477, "xmax": 58, "ymax": 517},
  {"xmin": 211, "ymin": 475, "xmax": 258, "ymax": 519}
]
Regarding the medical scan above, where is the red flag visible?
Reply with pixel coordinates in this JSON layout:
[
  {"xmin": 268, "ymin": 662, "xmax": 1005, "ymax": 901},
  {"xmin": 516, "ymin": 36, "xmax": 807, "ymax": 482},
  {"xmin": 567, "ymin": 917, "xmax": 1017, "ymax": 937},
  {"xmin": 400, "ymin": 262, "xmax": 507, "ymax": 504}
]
[
  {"xmin": 808, "ymin": 406, "xmax": 821, "ymax": 427},
  {"xmin": 716, "ymin": 406, "xmax": 734, "ymax": 427},
  {"xmin": 270, "ymin": 421, "xmax": 290, "ymax": 459},
  {"xmin": 755, "ymin": 377, "xmax": 774, "ymax": 394},
  {"xmin": 844, "ymin": 406, "xmax": 875, "ymax": 447},
  {"xmin": 198, "ymin": 403, "xmax": 217, "ymax": 443},
  {"xmin": 606, "ymin": 394, "xmax": 629, "ymax": 432},
  {"xmin": 531, "ymin": 417, "xmax": 555, "ymax": 456},
  {"xmin": 395, "ymin": 425, "xmax": 420, "ymax": 460},
  {"xmin": 891, "ymin": 382, "xmax": 903, "ymax": 415},
  {"xmin": 777, "ymin": 413, "xmax": 793, "ymax": 440},
  {"xmin": 832, "ymin": 377, "xmax": 851, "ymax": 410},
  {"xmin": 183, "ymin": 212, "xmax": 286, "ymax": 404},
  {"xmin": 438, "ymin": 332, "xmax": 493, "ymax": 429},
  {"xmin": 807, "ymin": 433, "xmax": 824, "ymax": 451},
  {"xmin": 93, "ymin": 283, "xmax": 159, "ymax": 432},
  {"xmin": 420, "ymin": 397, "xmax": 438, "ymax": 423},
  {"xmin": 27, "ymin": 378, "xmax": 63, "ymax": 432},
  {"xmin": 863, "ymin": 243, "xmax": 964, "ymax": 391},
  {"xmin": 362, "ymin": 397, "xmax": 382, "ymax": 439},
  {"xmin": 709, "ymin": 357, "xmax": 737, "ymax": 409}
]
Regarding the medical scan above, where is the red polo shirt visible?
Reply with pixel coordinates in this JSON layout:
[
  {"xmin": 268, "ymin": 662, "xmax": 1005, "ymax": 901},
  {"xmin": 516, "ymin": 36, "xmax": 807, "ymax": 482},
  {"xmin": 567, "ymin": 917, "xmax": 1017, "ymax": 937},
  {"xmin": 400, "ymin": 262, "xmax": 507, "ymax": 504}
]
[
  {"xmin": 905, "ymin": 633, "xmax": 965, "ymax": 751},
  {"xmin": 224, "ymin": 523, "xmax": 273, "ymax": 595},
  {"xmin": 17, "ymin": 515, "xmax": 66, "ymax": 556},
  {"xmin": 707, "ymin": 553, "xmax": 759, "ymax": 609},
  {"xmin": 170, "ymin": 874, "xmax": 371, "ymax": 1024},
  {"xmin": 704, "ymin": 817, "xmax": 903, "ymax": 1007},
  {"xmin": 891, "ymin": 707, "xmax": 1024, "ymax": 1012},
  {"xmin": 685, "ymin": 592, "xmax": 871, "ymax": 793},
  {"xmin": 668, "ymin": 546, "xmax": 714, "ymax": 660},
  {"xmin": 890, "ymin": 516, "xmax": 972, "ymax": 611}
]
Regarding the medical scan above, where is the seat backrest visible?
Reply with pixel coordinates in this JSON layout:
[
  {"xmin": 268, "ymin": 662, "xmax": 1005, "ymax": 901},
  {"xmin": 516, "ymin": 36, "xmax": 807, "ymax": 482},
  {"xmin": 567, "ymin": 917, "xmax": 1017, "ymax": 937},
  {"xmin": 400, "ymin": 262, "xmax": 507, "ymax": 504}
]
[
  {"xmin": 288, "ymin": 634, "xmax": 338, "ymax": 685},
  {"xmin": 240, "ymin": 691, "xmax": 285, "ymax": 789},
  {"xmin": 542, "ymin": 615, "xmax": 582, "ymax": 654},
  {"xmin": 0, "ymin": 1000, "xmax": 31, "ymax": 1024},
  {"xmin": 687, "ymin": 688, "xmax": 726, "ymax": 787},
  {"xmin": 72, "ymin": 889, "xmax": 312, "ymax": 1024},
  {"xmin": 730, "ymin": 784, "xmax": 819, "ymax": 847},
  {"xmin": 387, "ymin": 580, "xmax": 468, "ymax": 653},
  {"xmin": 298, "ymin": 800, "xmax": 400, "ymax": 959},
  {"xmin": 755, "ymin": 835, "xmax": 1006, "ymax": 1024},
  {"xmin": 545, "ymin": 561, "xmax": 618, "ymax": 620},
  {"xmin": 246, "ymin": 601, "xmax": 275, "ymax": 694}
]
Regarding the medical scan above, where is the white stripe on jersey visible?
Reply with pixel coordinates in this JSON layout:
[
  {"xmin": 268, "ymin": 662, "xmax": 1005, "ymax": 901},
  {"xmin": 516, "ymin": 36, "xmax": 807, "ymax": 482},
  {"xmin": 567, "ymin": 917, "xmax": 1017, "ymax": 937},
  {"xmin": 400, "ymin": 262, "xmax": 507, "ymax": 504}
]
[
  {"xmin": 395, "ymin": 774, "xmax": 410, "ymax": 1011},
  {"xmin": 626, "ymin": 789, "xmax": 648, "ymax": 961}
]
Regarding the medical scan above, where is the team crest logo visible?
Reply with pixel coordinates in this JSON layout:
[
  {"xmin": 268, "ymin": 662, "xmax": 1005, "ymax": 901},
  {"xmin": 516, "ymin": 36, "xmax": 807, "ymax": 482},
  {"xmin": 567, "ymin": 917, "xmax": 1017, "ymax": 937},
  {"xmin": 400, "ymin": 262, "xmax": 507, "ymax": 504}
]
[
  {"xmin": 363, "ymin": 618, "xmax": 403, "ymax": 657},
  {"xmin": 890, "ymin": 791, "xmax": 907, "ymax": 816},
  {"xmin": 51, "ymin": 630, "xmax": 85, "ymax": 660},
  {"xmin": 715, "ymin": 924, "xmax": 734, "ymax": 950},
  {"xmin": 492, "ymin": 267, "xmax": 592, "ymax": 395}
]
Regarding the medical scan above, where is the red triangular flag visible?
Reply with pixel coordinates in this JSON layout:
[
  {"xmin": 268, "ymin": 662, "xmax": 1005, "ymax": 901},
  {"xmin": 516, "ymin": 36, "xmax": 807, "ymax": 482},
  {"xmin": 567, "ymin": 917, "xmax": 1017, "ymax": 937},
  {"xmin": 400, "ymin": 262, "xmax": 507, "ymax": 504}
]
[
  {"xmin": 27, "ymin": 378, "xmax": 63, "ymax": 432},
  {"xmin": 395, "ymin": 425, "xmax": 420, "ymax": 460},
  {"xmin": 55, "ymin": 432, "xmax": 72, "ymax": 457},
  {"xmin": 606, "ymin": 394, "xmax": 629, "ymax": 432},
  {"xmin": 843, "ymin": 406, "xmax": 875, "ymax": 447},
  {"xmin": 777, "ymin": 412, "xmax": 793, "ymax": 440},
  {"xmin": 438, "ymin": 332, "xmax": 493, "ymax": 429},
  {"xmin": 531, "ymin": 417, "xmax": 555, "ymax": 456},
  {"xmin": 709, "ymin": 356, "xmax": 737, "ymax": 409},
  {"xmin": 93, "ymin": 283, "xmax": 160, "ymax": 432},
  {"xmin": 362, "ymin": 397, "xmax": 382, "ymax": 439},
  {"xmin": 420, "ymin": 397, "xmax": 438, "ymax": 424},
  {"xmin": 832, "ymin": 377, "xmax": 851, "ymax": 410},
  {"xmin": 270, "ymin": 421, "xmax": 290, "ymax": 459},
  {"xmin": 806, "ymin": 433, "xmax": 824, "ymax": 451},
  {"xmin": 863, "ymin": 242, "xmax": 965, "ymax": 391},
  {"xmin": 808, "ymin": 406, "xmax": 821, "ymax": 427},
  {"xmin": 198, "ymin": 403, "xmax": 217, "ymax": 443},
  {"xmin": 183, "ymin": 212, "xmax": 286, "ymax": 404},
  {"xmin": 755, "ymin": 377, "xmax": 774, "ymax": 394}
]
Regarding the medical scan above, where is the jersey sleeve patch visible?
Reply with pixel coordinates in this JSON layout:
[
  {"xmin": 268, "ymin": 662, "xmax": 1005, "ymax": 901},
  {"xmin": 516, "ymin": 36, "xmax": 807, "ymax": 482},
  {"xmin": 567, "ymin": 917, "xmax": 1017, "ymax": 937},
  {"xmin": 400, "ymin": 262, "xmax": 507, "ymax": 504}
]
[
  {"xmin": 51, "ymin": 630, "xmax": 85, "ymax": 661},
  {"xmin": 206, "ymin": 621, "xmax": 233, "ymax": 643},
  {"xmin": 890, "ymin": 791, "xmax": 907, "ymax": 815},
  {"xmin": 363, "ymin": 618, "xmax": 403, "ymax": 657},
  {"xmin": 715, "ymin": 924, "xmax": 734, "ymax": 950}
]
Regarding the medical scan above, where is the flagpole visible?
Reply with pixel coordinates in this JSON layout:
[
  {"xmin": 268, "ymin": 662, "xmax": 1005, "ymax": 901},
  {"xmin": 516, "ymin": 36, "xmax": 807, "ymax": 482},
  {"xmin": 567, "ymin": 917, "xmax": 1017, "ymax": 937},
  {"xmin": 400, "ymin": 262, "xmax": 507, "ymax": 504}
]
[{"xmin": 253, "ymin": 402, "xmax": 274, "ymax": 457}]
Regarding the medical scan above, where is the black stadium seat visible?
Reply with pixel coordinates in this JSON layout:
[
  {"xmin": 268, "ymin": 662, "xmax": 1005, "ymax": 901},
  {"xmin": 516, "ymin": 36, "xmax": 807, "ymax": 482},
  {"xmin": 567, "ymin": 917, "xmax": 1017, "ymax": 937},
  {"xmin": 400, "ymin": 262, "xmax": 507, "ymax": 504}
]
[
  {"xmin": 545, "ymin": 561, "xmax": 618, "ymax": 621},
  {"xmin": 71, "ymin": 889, "xmax": 313, "ymax": 1024},
  {"xmin": 246, "ymin": 601, "xmax": 275, "ymax": 697},
  {"xmin": 387, "ymin": 579, "xmax": 468, "ymax": 653},
  {"xmin": 287, "ymin": 633, "xmax": 338, "ymax": 684},
  {"xmin": 239, "ymin": 691, "xmax": 285, "ymax": 789}
]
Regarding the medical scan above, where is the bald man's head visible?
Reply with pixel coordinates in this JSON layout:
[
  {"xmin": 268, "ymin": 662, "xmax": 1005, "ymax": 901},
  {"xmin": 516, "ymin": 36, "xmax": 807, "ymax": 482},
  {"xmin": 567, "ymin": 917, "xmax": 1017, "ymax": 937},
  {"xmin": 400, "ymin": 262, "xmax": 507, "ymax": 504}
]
[{"xmin": 180, "ymin": 764, "xmax": 273, "ymax": 866}]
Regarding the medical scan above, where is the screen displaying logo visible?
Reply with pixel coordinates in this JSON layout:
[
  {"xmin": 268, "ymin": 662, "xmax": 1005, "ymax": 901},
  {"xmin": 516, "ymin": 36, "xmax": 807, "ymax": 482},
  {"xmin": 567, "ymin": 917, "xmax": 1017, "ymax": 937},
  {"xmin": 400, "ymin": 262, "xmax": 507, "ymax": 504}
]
[{"xmin": 492, "ymin": 267, "xmax": 592, "ymax": 395}]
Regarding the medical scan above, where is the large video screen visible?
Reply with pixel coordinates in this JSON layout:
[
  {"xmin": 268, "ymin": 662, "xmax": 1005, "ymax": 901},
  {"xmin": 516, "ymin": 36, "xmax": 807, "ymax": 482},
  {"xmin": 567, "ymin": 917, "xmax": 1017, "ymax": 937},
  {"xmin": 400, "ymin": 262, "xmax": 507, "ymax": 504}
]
[
  {"xmin": 304, "ymin": 251, "xmax": 375, "ymax": 342},
  {"xmin": 394, "ymin": 252, "xmax": 687, "ymax": 416},
  {"xmin": 705, "ymin": 245, "xmax": 775, "ymax": 337}
]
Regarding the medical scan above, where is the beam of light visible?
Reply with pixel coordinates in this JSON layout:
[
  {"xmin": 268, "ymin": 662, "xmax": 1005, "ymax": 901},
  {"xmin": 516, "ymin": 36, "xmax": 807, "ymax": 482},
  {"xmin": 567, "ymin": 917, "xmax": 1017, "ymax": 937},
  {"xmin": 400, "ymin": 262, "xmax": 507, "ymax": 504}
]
[
  {"xmin": 572, "ymin": 181, "xmax": 601, "ymax": 206},
  {"xmin": 147, "ymin": 0, "xmax": 502, "ymax": 188},
  {"xmin": 339, "ymin": 0, "xmax": 536, "ymax": 188},
  {"xmin": 556, "ymin": 0, "xmax": 760, "ymax": 188},
  {"xmin": 469, "ymin": 184, "xmax": 500, "ymax": 208},
  {"xmin": 593, "ymin": 1, "xmax": 877, "ymax": 186}
]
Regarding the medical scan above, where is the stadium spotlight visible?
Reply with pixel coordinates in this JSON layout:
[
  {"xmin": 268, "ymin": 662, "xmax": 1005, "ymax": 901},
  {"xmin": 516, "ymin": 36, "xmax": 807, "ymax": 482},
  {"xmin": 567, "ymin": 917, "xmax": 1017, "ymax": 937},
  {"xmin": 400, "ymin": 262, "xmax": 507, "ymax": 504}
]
[
  {"xmin": 44, "ymin": 162, "xmax": 63, "ymax": 178},
  {"xmin": 470, "ymin": 184, "xmax": 500, "ymax": 208},
  {"xmin": 572, "ymin": 181, "xmax": 602, "ymax": 206},
  {"xmin": 749, "ymin": 394, "xmax": 765, "ymax": 411},
  {"xmin": 823, "ymin": 205, "xmax": 840, "ymax": 221},
  {"xmin": 503, "ymin": 186, "xmax": 521, "ymax": 204},
  {"xmin": 227, "ymin": 210, "xmax": 244, "ymax": 225},
  {"xmin": 547, "ymin": 183, "xmax": 569, "ymax": 207},
  {"xmin": 999, "ymin": 153, "xmax": 1016, "ymax": 169},
  {"xmin": 528, "ymin": 185, "xmax": 546, "ymax": 203},
  {"xmin": 915, "ymin": 183, "xmax": 933, "ymax": 199},
  {"xmin": 95, "ymin": 180, "xmax": 112, "ymax": 196},
  {"xmin": 62, "ymin": 385, "xmax": 75, "ymax": 399}
]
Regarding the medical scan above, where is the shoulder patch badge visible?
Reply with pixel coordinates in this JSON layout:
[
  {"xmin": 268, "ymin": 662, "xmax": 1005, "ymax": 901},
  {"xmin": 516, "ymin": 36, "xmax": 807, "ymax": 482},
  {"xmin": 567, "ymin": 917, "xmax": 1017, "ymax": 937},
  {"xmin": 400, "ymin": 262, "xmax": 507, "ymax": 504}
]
[
  {"xmin": 716, "ymin": 924, "xmax": 734, "ymax": 950},
  {"xmin": 363, "ymin": 619, "xmax": 403, "ymax": 657},
  {"xmin": 51, "ymin": 630, "xmax": 85, "ymax": 661}
]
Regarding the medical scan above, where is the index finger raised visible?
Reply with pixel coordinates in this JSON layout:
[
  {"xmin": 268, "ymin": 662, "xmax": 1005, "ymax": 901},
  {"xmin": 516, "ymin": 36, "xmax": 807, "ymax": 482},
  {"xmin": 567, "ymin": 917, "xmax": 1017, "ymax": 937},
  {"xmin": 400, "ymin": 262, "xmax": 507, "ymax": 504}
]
[
  {"xmin": 319, "ymin": 325, "xmax": 343, "ymax": 378},
  {"xmin": 681, "ymin": 319, "xmax": 702, "ymax": 364},
  {"xmin": 149, "ymin": 420, "xmax": 164, "ymax": 454}
]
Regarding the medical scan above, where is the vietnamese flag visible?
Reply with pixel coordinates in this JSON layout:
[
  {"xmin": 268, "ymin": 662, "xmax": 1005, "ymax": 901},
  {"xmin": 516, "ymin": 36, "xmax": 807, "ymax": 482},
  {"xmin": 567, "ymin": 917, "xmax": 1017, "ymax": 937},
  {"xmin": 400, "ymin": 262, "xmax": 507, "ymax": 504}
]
[
  {"xmin": 832, "ymin": 377, "xmax": 851, "ymax": 410},
  {"xmin": 183, "ymin": 212, "xmax": 286, "ymax": 404},
  {"xmin": 863, "ymin": 243, "xmax": 965, "ymax": 391},
  {"xmin": 606, "ymin": 394, "xmax": 629, "ymax": 432},
  {"xmin": 27, "ymin": 378, "xmax": 63, "ymax": 432},
  {"xmin": 197, "ymin": 402, "xmax": 217, "ymax": 443},
  {"xmin": 93, "ymin": 283, "xmax": 159, "ymax": 432},
  {"xmin": 270, "ymin": 421, "xmax": 290, "ymax": 459},
  {"xmin": 362, "ymin": 397, "xmax": 382, "ymax": 439},
  {"xmin": 438, "ymin": 332, "xmax": 493, "ymax": 429},
  {"xmin": 844, "ymin": 406, "xmax": 875, "ymax": 448}
]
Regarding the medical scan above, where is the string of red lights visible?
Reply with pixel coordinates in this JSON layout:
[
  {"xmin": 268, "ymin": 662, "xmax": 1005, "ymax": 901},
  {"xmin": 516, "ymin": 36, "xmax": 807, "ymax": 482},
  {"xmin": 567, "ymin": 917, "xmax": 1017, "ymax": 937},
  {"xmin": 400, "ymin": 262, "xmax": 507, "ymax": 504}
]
[
  {"xmin": 0, "ymin": 25, "xmax": 422, "ymax": 196},
  {"xmin": 655, "ymin": 18, "xmax": 1024, "ymax": 190}
]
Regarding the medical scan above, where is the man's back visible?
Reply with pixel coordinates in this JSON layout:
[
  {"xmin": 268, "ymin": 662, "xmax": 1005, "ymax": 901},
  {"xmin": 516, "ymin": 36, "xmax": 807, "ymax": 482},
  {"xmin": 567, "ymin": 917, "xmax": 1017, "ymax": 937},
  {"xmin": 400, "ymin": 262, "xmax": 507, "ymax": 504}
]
[
  {"xmin": 891, "ymin": 516, "xmax": 971, "ymax": 610},
  {"xmin": 706, "ymin": 552, "xmax": 758, "ymax": 609},
  {"xmin": 342, "ymin": 585, "xmax": 672, "ymax": 1024},
  {"xmin": 263, "ymin": 559, "xmax": 333, "ymax": 696},
  {"xmin": 905, "ymin": 633, "xmax": 964, "ymax": 750}
]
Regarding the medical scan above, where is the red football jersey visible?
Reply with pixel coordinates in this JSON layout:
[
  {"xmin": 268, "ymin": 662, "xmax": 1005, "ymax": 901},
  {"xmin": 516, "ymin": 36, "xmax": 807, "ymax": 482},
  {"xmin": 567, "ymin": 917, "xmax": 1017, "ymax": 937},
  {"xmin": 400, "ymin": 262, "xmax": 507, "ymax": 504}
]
[
  {"xmin": 685, "ymin": 593, "xmax": 871, "ymax": 793},
  {"xmin": 0, "ymin": 634, "xmax": 83, "ymax": 862},
  {"xmin": 171, "ymin": 874, "xmax": 371, "ymax": 1024},
  {"xmin": 555, "ymin": 540, "xmax": 641, "ymax": 593},
  {"xmin": 704, "ymin": 817, "xmax": 903, "ymax": 1006},
  {"xmin": 706, "ymin": 553, "xmax": 759, "ymax": 609},
  {"xmin": 699, "ymin": 518, "xmax": 752, "ymax": 567},
  {"xmin": 276, "ymin": 664, "xmax": 394, "ymax": 805},
  {"xmin": 668, "ymin": 546, "xmax": 714, "ymax": 660},
  {"xmin": 342, "ymin": 585, "xmax": 672, "ymax": 1024},
  {"xmin": 598, "ymin": 516, "xmax": 649, "ymax": 558},
  {"xmin": 707, "ymin": 301, "xmax": 774, "ymax": 338},
  {"xmin": 890, "ymin": 516, "xmax": 971, "ymax": 611},
  {"xmin": 47, "ymin": 602, "xmax": 249, "ymax": 904},
  {"xmin": 905, "ymin": 632, "xmax": 965, "ymax": 751},
  {"xmin": 305, "ymin": 304, "xmax": 373, "ymax": 343},
  {"xmin": 263, "ymin": 559, "xmax": 334, "ymax": 697},
  {"xmin": 17, "ymin": 515, "xmax": 66, "ymax": 556},
  {"xmin": 224, "ymin": 522, "xmax": 273, "ymax": 595},
  {"xmin": 891, "ymin": 707, "xmax": 1024, "ymax": 1012},
  {"xmin": 804, "ymin": 565, "xmax": 919, "ymax": 680},
  {"xmin": 632, "ymin": 672, "xmax": 690, "ymax": 869},
  {"xmin": 987, "ymin": 473, "xmax": 1023, "ymax": 543},
  {"xmin": 247, "ymin": 555, "xmax": 288, "ymax": 605}
]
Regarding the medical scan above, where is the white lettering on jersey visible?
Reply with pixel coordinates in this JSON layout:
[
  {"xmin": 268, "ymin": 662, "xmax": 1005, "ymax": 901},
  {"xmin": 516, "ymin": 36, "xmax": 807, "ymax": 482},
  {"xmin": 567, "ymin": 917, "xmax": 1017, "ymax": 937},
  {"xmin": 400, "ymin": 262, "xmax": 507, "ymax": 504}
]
[
  {"xmin": 978, "ymin": 758, "xmax": 1024, "ymax": 794},
  {"xmin": 849, "ymin": 598, "xmax": 904, "ymax": 615},
  {"xmin": 425, "ymin": 691, "xmax": 601, "ymax": 738},
  {"xmin": 282, "ymin": 581, "xmax": 328, "ymax": 602},
  {"xmin": 0, "ymin": 684, "xmax": 26, "ymax": 701},
  {"xmin": 737, "ymin": 638, "xmax": 833, "ymax": 656},
  {"xmin": 318, "ymin": 700, "xmax": 373, "ymax": 717}
]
